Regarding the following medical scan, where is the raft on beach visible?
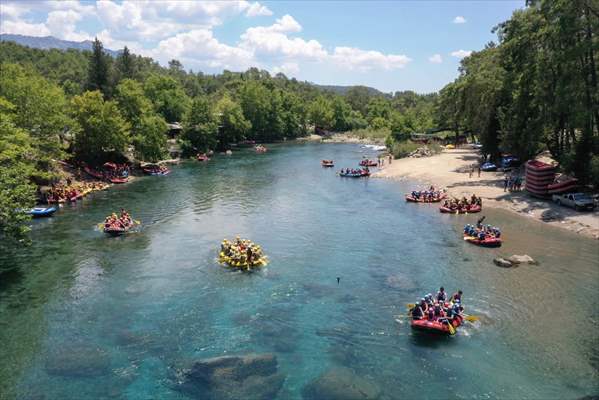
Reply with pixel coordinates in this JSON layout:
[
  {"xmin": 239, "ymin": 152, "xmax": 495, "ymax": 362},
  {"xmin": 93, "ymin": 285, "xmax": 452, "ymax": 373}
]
[
  {"xmin": 439, "ymin": 205, "xmax": 481, "ymax": 214},
  {"xmin": 405, "ymin": 194, "xmax": 447, "ymax": 203},
  {"xmin": 339, "ymin": 170, "xmax": 370, "ymax": 178},
  {"xmin": 359, "ymin": 159, "xmax": 378, "ymax": 167}
]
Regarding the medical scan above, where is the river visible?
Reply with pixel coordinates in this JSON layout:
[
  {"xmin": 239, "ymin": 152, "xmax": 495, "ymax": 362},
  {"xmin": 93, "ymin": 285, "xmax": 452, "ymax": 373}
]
[{"xmin": 1, "ymin": 143, "xmax": 597, "ymax": 400}]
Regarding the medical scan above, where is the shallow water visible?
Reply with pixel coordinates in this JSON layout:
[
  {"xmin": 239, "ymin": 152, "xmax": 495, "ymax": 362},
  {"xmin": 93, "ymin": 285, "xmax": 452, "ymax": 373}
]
[{"xmin": 1, "ymin": 143, "xmax": 597, "ymax": 400}]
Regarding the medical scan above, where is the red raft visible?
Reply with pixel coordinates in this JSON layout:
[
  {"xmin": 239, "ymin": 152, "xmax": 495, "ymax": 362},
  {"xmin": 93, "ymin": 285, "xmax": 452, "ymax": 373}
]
[
  {"xmin": 405, "ymin": 194, "xmax": 447, "ymax": 203},
  {"xmin": 439, "ymin": 205, "xmax": 481, "ymax": 214},
  {"xmin": 359, "ymin": 159, "xmax": 378, "ymax": 167},
  {"xmin": 103, "ymin": 219, "xmax": 133, "ymax": 236},
  {"xmin": 463, "ymin": 235, "xmax": 502, "ymax": 248},
  {"xmin": 411, "ymin": 315, "xmax": 463, "ymax": 335}
]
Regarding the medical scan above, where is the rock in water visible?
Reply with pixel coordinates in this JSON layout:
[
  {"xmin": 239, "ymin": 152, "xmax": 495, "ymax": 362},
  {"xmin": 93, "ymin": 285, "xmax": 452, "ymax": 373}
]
[
  {"xmin": 507, "ymin": 254, "xmax": 537, "ymax": 265},
  {"xmin": 493, "ymin": 257, "xmax": 514, "ymax": 268},
  {"xmin": 175, "ymin": 353, "xmax": 284, "ymax": 400},
  {"xmin": 45, "ymin": 346, "xmax": 111, "ymax": 377},
  {"xmin": 302, "ymin": 367, "xmax": 381, "ymax": 400}
]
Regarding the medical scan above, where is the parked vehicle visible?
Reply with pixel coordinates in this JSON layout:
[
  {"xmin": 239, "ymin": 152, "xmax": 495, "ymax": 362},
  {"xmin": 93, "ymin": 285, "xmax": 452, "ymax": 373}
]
[
  {"xmin": 552, "ymin": 193, "xmax": 596, "ymax": 211},
  {"xmin": 500, "ymin": 156, "xmax": 520, "ymax": 170}
]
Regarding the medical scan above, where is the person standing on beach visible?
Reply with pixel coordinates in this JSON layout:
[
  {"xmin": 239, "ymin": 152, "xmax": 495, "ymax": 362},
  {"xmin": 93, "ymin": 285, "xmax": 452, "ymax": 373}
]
[
  {"xmin": 469, "ymin": 167, "xmax": 473, "ymax": 178},
  {"xmin": 388, "ymin": 155, "xmax": 392, "ymax": 164},
  {"xmin": 503, "ymin": 176, "xmax": 508, "ymax": 191},
  {"xmin": 477, "ymin": 166, "xmax": 481, "ymax": 177}
]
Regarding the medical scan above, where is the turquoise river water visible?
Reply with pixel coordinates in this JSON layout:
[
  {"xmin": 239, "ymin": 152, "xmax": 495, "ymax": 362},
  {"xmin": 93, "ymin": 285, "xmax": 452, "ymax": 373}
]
[{"xmin": 0, "ymin": 143, "xmax": 597, "ymax": 400}]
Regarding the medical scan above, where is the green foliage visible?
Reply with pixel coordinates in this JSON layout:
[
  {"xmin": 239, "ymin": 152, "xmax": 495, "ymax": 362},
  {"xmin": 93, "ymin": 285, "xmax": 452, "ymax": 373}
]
[
  {"xmin": 0, "ymin": 63, "xmax": 71, "ymax": 180},
  {"xmin": 182, "ymin": 96, "xmax": 218, "ymax": 153},
  {"xmin": 115, "ymin": 79, "xmax": 153, "ymax": 129},
  {"xmin": 71, "ymin": 91, "xmax": 130, "ymax": 162},
  {"xmin": 0, "ymin": 108, "xmax": 36, "ymax": 244},
  {"xmin": 390, "ymin": 140, "xmax": 421, "ymax": 158},
  {"xmin": 217, "ymin": 95, "xmax": 251, "ymax": 149},
  {"xmin": 86, "ymin": 38, "xmax": 112, "ymax": 96},
  {"xmin": 347, "ymin": 127, "xmax": 391, "ymax": 141},
  {"xmin": 436, "ymin": 0, "xmax": 598, "ymax": 182},
  {"xmin": 144, "ymin": 74, "xmax": 190, "ymax": 122},
  {"xmin": 308, "ymin": 96, "xmax": 334, "ymax": 130},
  {"xmin": 133, "ymin": 115, "xmax": 167, "ymax": 162},
  {"xmin": 115, "ymin": 46, "xmax": 136, "ymax": 81}
]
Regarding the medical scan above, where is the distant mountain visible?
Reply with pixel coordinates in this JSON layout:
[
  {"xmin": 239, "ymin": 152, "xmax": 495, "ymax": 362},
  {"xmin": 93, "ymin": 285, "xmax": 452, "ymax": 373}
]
[
  {"xmin": 314, "ymin": 84, "xmax": 389, "ymax": 97},
  {"xmin": 0, "ymin": 34, "xmax": 120, "ymax": 57}
]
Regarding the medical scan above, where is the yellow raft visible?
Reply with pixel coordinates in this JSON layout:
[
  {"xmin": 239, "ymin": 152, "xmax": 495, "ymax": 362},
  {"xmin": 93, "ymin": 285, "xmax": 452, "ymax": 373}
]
[{"xmin": 218, "ymin": 252, "xmax": 268, "ymax": 271}]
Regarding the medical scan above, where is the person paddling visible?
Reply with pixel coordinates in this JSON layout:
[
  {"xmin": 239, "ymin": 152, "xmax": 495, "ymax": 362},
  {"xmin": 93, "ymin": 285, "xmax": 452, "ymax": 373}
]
[
  {"xmin": 449, "ymin": 290, "xmax": 463, "ymax": 303},
  {"xmin": 411, "ymin": 303, "xmax": 424, "ymax": 320}
]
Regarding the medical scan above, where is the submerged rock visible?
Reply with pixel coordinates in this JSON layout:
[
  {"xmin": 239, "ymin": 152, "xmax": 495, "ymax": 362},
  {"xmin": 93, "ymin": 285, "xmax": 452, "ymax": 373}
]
[
  {"xmin": 45, "ymin": 346, "xmax": 111, "ymax": 377},
  {"xmin": 507, "ymin": 254, "xmax": 537, "ymax": 265},
  {"xmin": 302, "ymin": 367, "xmax": 381, "ymax": 400},
  {"xmin": 493, "ymin": 257, "xmax": 514, "ymax": 268},
  {"xmin": 174, "ymin": 353, "xmax": 284, "ymax": 400}
]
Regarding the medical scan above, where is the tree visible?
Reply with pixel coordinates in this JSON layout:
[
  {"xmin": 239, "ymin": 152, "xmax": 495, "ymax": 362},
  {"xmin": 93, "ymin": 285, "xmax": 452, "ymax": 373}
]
[
  {"xmin": 308, "ymin": 96, "xmax": 334, "ymax": 131},
  {"xmin": 86, "ymin": 38, "xmax": 111, "ymax": 96},
  {"xmin": 71, "ymin": 91, "xmax": 130, "ymax": 162},
  {"xmin": 0, "ymin": 99, "xmax": 36, "ymax": 244},
  {"xmin": 436, "ymin": 81, "xmax": 465, "ymax": 146},
  {"xmin": 239, "ymin": 80, "xmax": 271, "ymax": 140},
  {"xmin": 115, "ymin": 79, "xmax": 153, "ymax": 130},
  {"xmin": 0, "ymin": 63, "xmax": 71, "ymax": 180},
  {"xmin": 182, "ymin": 96, "xmax": 218, "ymax": 153},
  {"xmin": 216, "ymin": 95, "xmax": 251, "ymax": 149},
  {"xmin": 115, "ymin": 46, "xmax": 135, "ymax": 81},
  {"xmin": 133, "ymin": 115, "xmax": 167, "ymax": 162},
  {"xmin": 144, "ymin": 74, "xmax": 190, "ymax": 122},
  {"xmin": 331, "ymin": 97, "xmax": 353, "ymax": 131}
]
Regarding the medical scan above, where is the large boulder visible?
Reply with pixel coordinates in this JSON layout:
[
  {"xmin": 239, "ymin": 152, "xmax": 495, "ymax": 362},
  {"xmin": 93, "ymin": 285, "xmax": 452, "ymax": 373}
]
[
  {"xmin": 507, "ymin": 254, "xmax": 537, "ymax": 265},
  {"xmin": 302, "ymin": 367, "xmax": 381, "ymax": 400},
  {"xmin": 45, "ymin": 346, "xmax": 111, "ymax": 377},
  {"xmin": 174, "ymin": 353, "xmax": 284, "ymax": 400}
]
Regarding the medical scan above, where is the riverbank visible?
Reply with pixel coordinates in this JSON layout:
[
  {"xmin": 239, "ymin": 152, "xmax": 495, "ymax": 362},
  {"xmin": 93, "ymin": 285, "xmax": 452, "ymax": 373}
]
[
  {"xmin": 373, "ymin": 148, "xmax": 599, "ymax": 239},
  {"xmin": 297, "ymin": 133, "xmax": 387, "ymax": 146}
]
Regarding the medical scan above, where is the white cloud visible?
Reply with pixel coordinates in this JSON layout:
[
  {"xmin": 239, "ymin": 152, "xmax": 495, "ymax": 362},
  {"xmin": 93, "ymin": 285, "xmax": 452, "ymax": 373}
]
[
  {"xmin": 245, "ymin": 2, "xmax": 273, "ymax": 17},
  {"xmin": 0, "ymin": 19, "xmax": 51, "ymax": 36},
  {"xmin": 153, "ymin": 29, "xmax": 255, "ymax": 70},
  {"xmin": 240, "ymin": 15, "xmax": 326, "ymax": 60},
  {"xmin": 450, "ymin": 49, "xmax": 472, "ymax": 58},
  {"xmin": 453, "ymin": 16, "xmax": 466, "ymax": 24},
  {"xmin": 331, "ymin": 47, "xmax": 411, "ymax": 71},
  {"xmin": 272, "ymin": 62, "xmax": 299, "ymax": 75},
  {"xmin": 428, "ymin": 54, "xmax": 442, "ymax": 63},
  {"xmin": 46, "ymin": 10, "xmax": 90, "ymax": 41}
]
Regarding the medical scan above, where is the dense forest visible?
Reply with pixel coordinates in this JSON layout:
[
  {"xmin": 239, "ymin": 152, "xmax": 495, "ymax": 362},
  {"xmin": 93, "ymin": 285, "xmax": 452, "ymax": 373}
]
[{"xmin": 0, "ymin": 0, "xmax": 597, "ymax": 245}]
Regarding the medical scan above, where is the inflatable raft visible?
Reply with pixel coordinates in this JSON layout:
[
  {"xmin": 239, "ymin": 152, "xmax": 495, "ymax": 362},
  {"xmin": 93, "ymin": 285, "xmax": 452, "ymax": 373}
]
[
  {"xmin": 464, "ymin": 235, "xmax": 502, "ymax": 247},
  {"xmin": 197, "ymin": 154, "xmax": 210, "ymax": 161},
  {"xmin": 405, "ymin": 194, "xmax": 447, "ymax": 203},
  {"xmin": 339, "ymin": 171, "xmax": 370, "ymax": 177},
  {"xmin": 29, "ymin": 206, "xmax": 57, "ymax": 218},
  {"xmin": 219, "ymin": 252, "xmax": 268, "ymax": 270},
  {"xmin": 439, "ymin": 205, "xmax": 481, "ymax": 214},
  {"xmin": 411, "ymin": 315, "xmax": 463, "ymax": 335},
  {"xmin": 103, "ymin": 219, "xmax": 134, "ymax": 236},
  {"xmin": 321, "ymin": 160, "xmax": 334, "ymax": 167},
  {"xmin": 359, "ymin": 160, "xmax": 378, "ymax": 167}
]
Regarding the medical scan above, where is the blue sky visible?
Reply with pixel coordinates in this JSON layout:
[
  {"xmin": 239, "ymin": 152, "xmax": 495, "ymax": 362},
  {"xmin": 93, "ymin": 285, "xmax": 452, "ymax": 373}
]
[{"xmin": 0, "ymin": 0, "xmax": 524, "ymax": 93}]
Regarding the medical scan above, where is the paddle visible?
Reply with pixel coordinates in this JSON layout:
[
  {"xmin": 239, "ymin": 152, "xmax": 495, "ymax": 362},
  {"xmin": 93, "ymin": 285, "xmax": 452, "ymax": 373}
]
[{"xmin": 444, "ymin": 318, "xmax": 456, "ymax": 335}]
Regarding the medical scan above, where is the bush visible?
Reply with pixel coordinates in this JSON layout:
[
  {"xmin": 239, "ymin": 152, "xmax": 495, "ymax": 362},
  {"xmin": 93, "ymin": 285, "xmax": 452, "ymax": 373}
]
[
  {"xmin": 346, "ymin": 127, "xmax": 390, "ymax": 141},
  {"xmin": 390, "ymin": 140, "xmax": 420, "ymax": 158}
]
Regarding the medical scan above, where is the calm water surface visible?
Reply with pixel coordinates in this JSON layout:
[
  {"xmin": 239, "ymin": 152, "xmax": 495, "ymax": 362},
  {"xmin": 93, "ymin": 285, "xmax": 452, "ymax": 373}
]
[{"xmin": 1, "ymin": 143, "xmax": 597, "ymax": 400}]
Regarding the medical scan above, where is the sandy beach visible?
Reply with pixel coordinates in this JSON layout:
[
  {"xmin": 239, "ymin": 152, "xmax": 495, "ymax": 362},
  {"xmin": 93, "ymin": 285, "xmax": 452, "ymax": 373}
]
[{"xmin": 374, "ymin": 148, "xmax": 599, "ymax": 239}]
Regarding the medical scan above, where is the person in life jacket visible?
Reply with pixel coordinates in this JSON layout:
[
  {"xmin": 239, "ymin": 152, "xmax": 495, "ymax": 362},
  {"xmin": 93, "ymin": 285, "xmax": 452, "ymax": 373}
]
[
  {"xmin": 449, "ymin": 290, "xmax": 463, "ymax": 303},
  {"xmin": 436, "ymin": 287, "xmax": 447, "ymax": 303},
  {"xmin": 419, "ymin": 298, "xmax": 428, "ymax": 313},
  {"xmin": 433, "ymin": 303, "xmax": 444, "ymax": 318},
  {"xmin": 411, "ymin": 303, "xmax": 424, "ymax": 320}
]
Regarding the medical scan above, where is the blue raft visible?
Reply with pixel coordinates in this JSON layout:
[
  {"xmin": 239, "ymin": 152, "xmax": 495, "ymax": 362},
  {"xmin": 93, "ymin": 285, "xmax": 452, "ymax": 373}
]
[{"xmin": 28, "ymin": 206, "xmax": 57, "ymax": 218}]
